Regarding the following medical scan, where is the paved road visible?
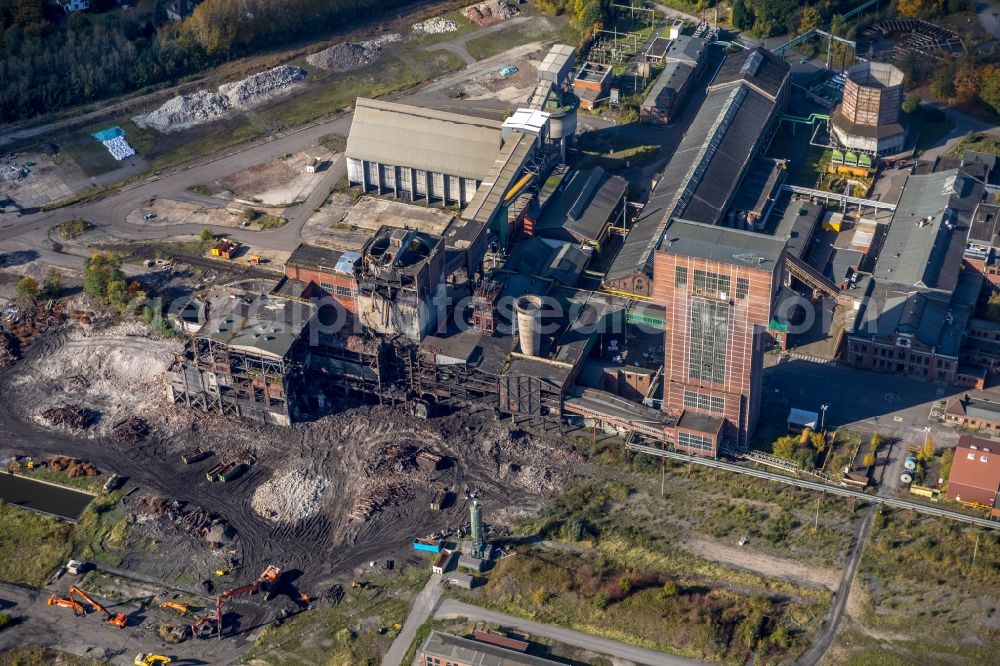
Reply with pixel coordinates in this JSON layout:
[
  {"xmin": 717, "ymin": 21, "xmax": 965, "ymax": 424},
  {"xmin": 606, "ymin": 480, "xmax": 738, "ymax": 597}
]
[
  {"xmin": 381, "ymin": 574, "xmax": 442, "ymax": 666},
  {"xmin": 433, "ymin": 598, "xmax": 705, "ymax": 666}
]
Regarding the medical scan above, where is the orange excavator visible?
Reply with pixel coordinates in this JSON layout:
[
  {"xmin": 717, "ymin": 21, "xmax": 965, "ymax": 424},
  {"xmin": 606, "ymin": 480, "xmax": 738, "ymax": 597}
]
[
  {"xmin": 192, "ymin": 565, "xmax": 281, "ymax": 640},
  {"xmin": 47, "ymin": 595, "xmax": 85, "ymax": 616},
  {"xmin": 49, "ymin": 586, "xmax": 127, "ymax": 628}
]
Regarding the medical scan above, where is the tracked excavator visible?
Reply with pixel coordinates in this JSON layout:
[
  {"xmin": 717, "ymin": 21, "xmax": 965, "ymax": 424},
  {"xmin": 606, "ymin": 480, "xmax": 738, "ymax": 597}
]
[
  {"xmin": 159, "ymin": 601, "xmax": 189, "ymax": 615},
  {"xmin": 192, "ymin": 565, "xmax": 281, "ymax": 639},
  {"xmin": 48, "ymin": 586, "xmax": 127, "ymax": 628}
]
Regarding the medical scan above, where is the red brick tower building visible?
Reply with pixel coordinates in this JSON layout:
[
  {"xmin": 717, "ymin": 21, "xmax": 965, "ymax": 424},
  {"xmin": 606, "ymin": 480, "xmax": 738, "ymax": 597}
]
[{"xmin": 653, "ymin": 220, "xmax": 786, "ymax": 454}]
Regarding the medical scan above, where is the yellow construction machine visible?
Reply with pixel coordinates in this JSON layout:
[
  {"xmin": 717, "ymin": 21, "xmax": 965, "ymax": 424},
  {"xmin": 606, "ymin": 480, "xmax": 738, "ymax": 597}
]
[{"xmin": 134, "ymin": 654, "xmax": 171, "ymax": 666}]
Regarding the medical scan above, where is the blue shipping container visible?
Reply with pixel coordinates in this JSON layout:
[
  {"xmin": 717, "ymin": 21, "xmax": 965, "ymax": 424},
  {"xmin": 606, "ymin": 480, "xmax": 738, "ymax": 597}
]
[{"xmin": 412, "ymin": 539, "xmax": 442, "ymax": 554}]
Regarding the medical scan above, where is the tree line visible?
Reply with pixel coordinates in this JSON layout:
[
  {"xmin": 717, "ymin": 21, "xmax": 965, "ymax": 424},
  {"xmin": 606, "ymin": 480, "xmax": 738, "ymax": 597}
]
[{"xmin": 0, "ymin": 0, "xmax": 417, "ymax": 124}]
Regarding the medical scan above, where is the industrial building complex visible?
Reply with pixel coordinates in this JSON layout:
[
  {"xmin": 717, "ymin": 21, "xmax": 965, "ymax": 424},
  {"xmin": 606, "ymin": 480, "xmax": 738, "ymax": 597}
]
[
  {"xmin": 8, "ymin": 5, "xmax": 1000, "ymax": 666},
  {"xmin": 158, "ymin": 34, "xmax": 1000, "ymax": 459}
]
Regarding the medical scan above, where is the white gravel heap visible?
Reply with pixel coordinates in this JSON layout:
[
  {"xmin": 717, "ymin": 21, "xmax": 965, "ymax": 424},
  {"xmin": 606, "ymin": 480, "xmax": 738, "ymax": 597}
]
[
  {"xmin": 306, "ymin": 33, "xmax": 401, "ymax": 72},
  {"xmin": 133, "ymin": 65, "xmax": 308, "ymax": 133},
  {"xmin": 412, "ymin": 17, "xmax": 459, "ymax": 34},
  {"xmin": 219, "ymin": 65, "xmax": 307, "ymax": 110},
  {"xmin": 102, "ymin": 136, "xmax": 136, "ymax": 161},
  {"xmin": 251, "ymin": 468, "xmax": 330, "ymax": 523}
]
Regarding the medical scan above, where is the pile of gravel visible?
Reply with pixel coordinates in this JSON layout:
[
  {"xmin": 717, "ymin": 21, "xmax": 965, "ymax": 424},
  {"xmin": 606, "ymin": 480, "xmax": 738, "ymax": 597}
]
[
  {"xmin": 134, "ymin": 65, "xmax": 308, "ymax": 133},
  {"xmin": 412, "ymin": 17, "xmax": 459, "ymax": 34},
  {"xmin": 219, "ymin": 65, "xmax": 307, "ymax": 110},
  {"xmin": 306, "ymin": 33, "xmax": 401, "ymax": 72},
  {"xmin": 251, "ymin": 468, "xmax": 331, "ymax": 523}
]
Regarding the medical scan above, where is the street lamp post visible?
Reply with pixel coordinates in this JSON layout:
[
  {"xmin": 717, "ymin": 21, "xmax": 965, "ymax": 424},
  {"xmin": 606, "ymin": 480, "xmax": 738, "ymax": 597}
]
[
  {"xmin": 923, "ymin": 426, "xmax": 932, "ymax": 449},
  {"xmin": 820, "ymin": 403, "xmax": 830, "ymax": 432}
]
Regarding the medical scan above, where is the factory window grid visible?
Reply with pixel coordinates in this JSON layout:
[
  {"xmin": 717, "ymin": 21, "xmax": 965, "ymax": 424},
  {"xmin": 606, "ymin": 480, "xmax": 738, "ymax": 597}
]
[
  {"xmin": 320, "ymin": 282, "xmax": 334, "ymax": 293},
  {"xmin": 736, "ymin": 277, "xmax": 749, "ymax": 300},
  {"xmin": 692, "ymin": 269, "xmax": 732, "ymax": 298},
  {"xmin": 678, "ymin": 431, "xmax": 714, "ymax": 452},
  {"xmin": 688, "ymin": 296, "xmax": 729, "ymax": 384},
  {"xmin": 335, "ymin": 285, "xmax": 354, "ymax": 297},
  {"xmin": 683, "ymin": 390, "xmax": 725, "ymax": 413},
  {"xmin": 675, "ymin": 266, "xmax": 688, "ymax": 287}
]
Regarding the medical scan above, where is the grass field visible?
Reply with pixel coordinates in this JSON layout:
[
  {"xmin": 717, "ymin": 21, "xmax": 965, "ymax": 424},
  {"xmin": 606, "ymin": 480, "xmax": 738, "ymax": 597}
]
[
  {"xmin": 945, "ymin": 130, "xmax": 1000, "ymax": 159},
  {"xmin": 73, "ymin": 490, "xmax": 128, "ymax": 567},
  {"xmin": 149, "ymin": 119, "xmax": 265, "ymax": 172},
  {"xmin": 252, "ymin": 48, "xmax": 463, "ymax": 129},
  {"xmin": 488, "ymin": 473, "xmax": 836, "ymax": 662},
  {"xmin": 465, "ymin": 22, "xmax": 554, "ymax": 61},
  {"xmin": 0, "ymin": 503, "xmax": 73, "ymax": 587},
  {"xmin": 455, "ymin": 541, "xmax": 822, "ymax": 663},
  {"xmin": 250, "ymin": 567, "xmax": 429, "ymax": 665},
  {"xmin": 827, "ymin": 509, "xmax": 1000, "ymax": 665}
]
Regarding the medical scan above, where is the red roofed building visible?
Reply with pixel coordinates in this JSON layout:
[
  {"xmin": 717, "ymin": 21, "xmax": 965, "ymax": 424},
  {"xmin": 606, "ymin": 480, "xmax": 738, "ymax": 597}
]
[{"xmin": 946, "ymin": 435, "xmax": 1000, "ymax": 508}]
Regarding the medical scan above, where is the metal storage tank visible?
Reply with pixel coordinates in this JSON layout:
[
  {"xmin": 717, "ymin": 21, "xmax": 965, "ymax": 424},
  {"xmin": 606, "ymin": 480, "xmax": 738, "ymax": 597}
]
[
  {"xmin": 904, "ymin": 457, "xmax": 917, "ymax": 471},
  {"xmin": 900, "ymin": 472, "xmax": 913, "ymax": 484}
]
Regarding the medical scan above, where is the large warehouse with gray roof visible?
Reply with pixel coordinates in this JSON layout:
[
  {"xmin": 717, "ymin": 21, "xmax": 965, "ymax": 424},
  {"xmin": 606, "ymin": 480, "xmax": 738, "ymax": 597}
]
[{"xmin": 346, "ymin": 98, "xmax": 505, "ymax": 206}]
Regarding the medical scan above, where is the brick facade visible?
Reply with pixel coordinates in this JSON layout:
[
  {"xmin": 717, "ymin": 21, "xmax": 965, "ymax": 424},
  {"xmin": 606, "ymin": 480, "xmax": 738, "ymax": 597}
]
[{"xmin": 652, "ymin": 249, "xmax": 781, "ymax": 452}]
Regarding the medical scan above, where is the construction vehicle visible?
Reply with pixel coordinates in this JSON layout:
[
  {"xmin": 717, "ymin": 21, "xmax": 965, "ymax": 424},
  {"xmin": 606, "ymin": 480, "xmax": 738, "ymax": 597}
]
[
  {"xmin": 247, "ymin": 255, "xmax": 261, "ymax": 266},
  {"xmin": 48, "ymin": 595, "xmax": 85, "ymax": 616},
  {"xmin": 134, "ymin": 654, "xmax": 171, "ymax": 666},
  {"xmin": 51, "ymin": 586, "xmax": 128, "ymax": 628},
  {"xmin": 195, "ymin": 565, "xmax": 282, "ymax": 639},
  {"xmin": 159, "ymin": 601, "xmax": 189, "ymax": 615},
  {"xmin": 66, "ymin": 560, "xmax": 84, "ymax": 575}
]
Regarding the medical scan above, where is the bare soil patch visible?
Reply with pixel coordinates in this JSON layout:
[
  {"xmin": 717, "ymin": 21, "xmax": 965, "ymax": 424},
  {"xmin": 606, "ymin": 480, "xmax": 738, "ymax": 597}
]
[{"xmin": 218, "ymin": 160, "xmax": 297, "ymax": 198}]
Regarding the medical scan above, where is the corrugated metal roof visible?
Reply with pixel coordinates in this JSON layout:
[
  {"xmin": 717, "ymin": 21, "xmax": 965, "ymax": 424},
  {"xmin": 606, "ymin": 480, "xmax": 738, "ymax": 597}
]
[
  {"xmin": 710, "ymin": 46, "xmax": 789, "ymax": 100},
  {"xmin": 462, "ymin": 131, "xmax": 536, "ymax": 224},
  {"xmin": 346, "ymin": 98, "xmax": 503, "ymax": 180},
  {"xmin": 872, "ymin": 169, "xmax": 984, "ymax": 291},
  {"xmin": 641, "ymin": 59, "xmax": 696, "ymax": 108}
]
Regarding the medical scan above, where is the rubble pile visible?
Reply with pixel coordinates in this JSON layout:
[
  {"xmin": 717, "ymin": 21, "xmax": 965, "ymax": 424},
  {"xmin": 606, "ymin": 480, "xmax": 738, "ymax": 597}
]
[
  {"xmin": 462, "ymin": 0, "xmax": 517, "ymax": 26},
  {"xmin": 219, "ymin": 65, "xmax": 308, "ymax": 110},
  {"xmin": 134, "ymin": 65, "xmax": 308, "ymax": 133},
  {"xmin": 345, "ymin": 335, "xmax": 379, "ymax": 354},
  {"xmin": 0, "ymin": 332, "xmax": 19, "ymax": 368},
  {"xmin": 42, "ymin": 403, "xmax": 95, "ymax": 430},
  {"xmin": 49, "ymin": 456, "xmax": 98, "ymax": 477},
  {"xmin": 250, "ymin": 468, "xmax": 331, "ymax": 523},
  {"xmin": 135, "ymin": 497, "xmax": 232, "ymax": 543},
  {"xmin": 4, "ymin": 302, "xmax": 66, "ymax": 349},
  {"xmin": 412, "ymin": 17, "xmax": 459, "ymax": 33},
  {"xmin": 480, "ymin": 424, "xmax": 578, "ymax": 492},
  {"xmin": 113, "ymin": 417, "xmax": 149, "ymax": 444},
  {"xmin": 306, "ymin": 34, "xmax": 401, "ymax": 72},
  {"xmin": 133, "ymin": 91, "xmax": 231, "ymax": 133}
]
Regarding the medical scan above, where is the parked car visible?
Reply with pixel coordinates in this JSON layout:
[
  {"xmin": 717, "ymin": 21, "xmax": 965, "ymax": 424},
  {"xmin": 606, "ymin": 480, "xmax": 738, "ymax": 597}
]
[
  {"xmin": 143, "ymin": 212, "xmax": 156, "ymax": 220},
  {"xmin": 499, "ymin": 65, "xmax": 518, "ymax": 78}
]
